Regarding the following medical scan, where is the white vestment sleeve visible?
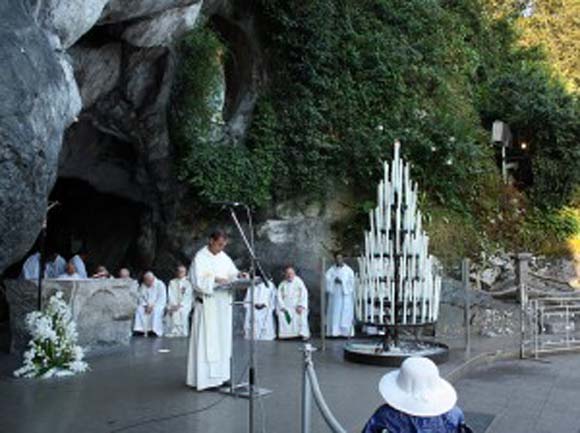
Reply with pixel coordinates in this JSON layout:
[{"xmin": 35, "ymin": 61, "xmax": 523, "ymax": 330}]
[
  {"xmin": 325, "ymin": 268, "xmax": 335, "ymax": 294},
  {"xmin": 343, "ymin": 267, "xmax": 355, "ymax": 295},
  {"xmin": 298, "ymin": 278, "xmax": 308, "ymax": 309},
  {"xmin": 190, "ymin": 254, "xmax": 215, "ymax": 296},
  {"xmin": 137, "ymin": 284, "xmax": 148, "ymax": 306},
  {"xmin": 155, "ymin": 280, "xmax": 167, "ymax": 307},
  {"xmin": 276, "ymin": 282, "xmax": 287, "ymax": 311},
  {"xmin": 182, "ymin": 281, "xmax": 193, "ymax": 308}
]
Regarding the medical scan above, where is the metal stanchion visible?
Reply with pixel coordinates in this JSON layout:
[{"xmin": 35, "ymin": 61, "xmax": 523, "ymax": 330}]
[
  {"xmin": 301, "ymin": 344, "xmax": 348, "ymax": 433},
  {"xmin": 301, "ymin": 346, "xmax": 313, "ymax": 433},
  {"xmin": 320, "ymin": 257, "xmax": 326, "ymax": 351},
  {"xmin": 462, "ymin": 258, "xmax": 471, "ymax": 359},
  {"xmin": 516, "ymin": 253, "xmax": 532, "ymax": 359}
]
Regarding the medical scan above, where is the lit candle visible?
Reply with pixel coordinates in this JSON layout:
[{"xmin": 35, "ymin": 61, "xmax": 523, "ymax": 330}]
[
  {"xmin": 411, "ymin": 280, "xmax": 417, "ymax": 324},
  {"xmin": 390, "ymin": 281, "xmax": 395, "ymax": 323}
]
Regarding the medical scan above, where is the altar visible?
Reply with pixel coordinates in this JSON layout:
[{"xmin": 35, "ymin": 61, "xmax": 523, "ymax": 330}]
[{"xmin": 5, "ymin": 279, "xmax": 139, "ymax": 353}]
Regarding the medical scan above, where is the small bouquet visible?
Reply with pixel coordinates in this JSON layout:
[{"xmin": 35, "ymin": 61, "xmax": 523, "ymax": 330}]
[{"xmin": 14, "ymin": 292, "xmax": 89, "ymax": 378}]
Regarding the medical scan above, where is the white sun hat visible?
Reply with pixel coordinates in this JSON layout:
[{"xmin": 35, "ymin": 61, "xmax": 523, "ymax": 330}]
[{"xmin": 378, "ymin": 356, "xmax": 457, "ymax": 417}]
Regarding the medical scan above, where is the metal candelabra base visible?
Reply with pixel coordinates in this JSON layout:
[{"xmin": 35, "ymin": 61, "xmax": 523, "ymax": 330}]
[
  {"xmin": 343, "ymin": 322, "xmax": 449, "ymax": 366},
  {"xmin": 344, "ymin": 339, "xmax": 449, "ymax": 367}
]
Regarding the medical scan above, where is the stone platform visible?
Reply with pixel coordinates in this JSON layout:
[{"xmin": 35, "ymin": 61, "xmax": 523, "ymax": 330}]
[{"xmin": 5, "ymin": 279, "xmax": 139, "ymax": 353}]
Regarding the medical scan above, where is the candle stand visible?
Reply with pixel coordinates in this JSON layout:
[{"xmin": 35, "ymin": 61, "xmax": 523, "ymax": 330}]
[{"xmin": 344, "ymin": 141, "xmax": 449, "ymax": 367}]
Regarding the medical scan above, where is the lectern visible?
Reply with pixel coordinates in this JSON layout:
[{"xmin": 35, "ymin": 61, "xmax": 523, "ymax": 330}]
[{"xmin": 215, "ymin": 278, "xmax": 272, "ymax": 398}]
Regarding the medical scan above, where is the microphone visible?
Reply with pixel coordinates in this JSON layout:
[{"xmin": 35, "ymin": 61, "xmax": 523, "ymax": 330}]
[{"xmin": 213, "ymin": 201, "xmax": 244, "ymax": 207}]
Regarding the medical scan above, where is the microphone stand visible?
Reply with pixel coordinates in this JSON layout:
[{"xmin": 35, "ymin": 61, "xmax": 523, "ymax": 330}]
[{"xmin": 223, "ymin": 203, "xmax": 272, "ymax": 433}]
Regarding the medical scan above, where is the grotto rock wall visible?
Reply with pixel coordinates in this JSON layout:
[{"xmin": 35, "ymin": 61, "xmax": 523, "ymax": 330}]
[
  {"xmin": 0, "ymin": 0, "xmax": 81, "ymax": 273},
  {"xmin": 1, "ymin": 0, "xmax": 263, "ymax": 274}
]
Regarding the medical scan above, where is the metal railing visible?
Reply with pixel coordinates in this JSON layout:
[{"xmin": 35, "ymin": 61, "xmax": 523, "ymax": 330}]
[
  {"xmin": 529, "ymin": 296, "xmax": 580, "ymax": 357},
  {"xmin": 516, "ymin": 253, "xmax": 580, "ymax": 358}
]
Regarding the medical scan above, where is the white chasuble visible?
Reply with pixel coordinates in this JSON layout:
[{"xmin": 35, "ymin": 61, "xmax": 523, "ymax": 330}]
[
  {"xmin": 243, "ymin": 281, "xmax": 276, "ymax": 341},
  {"xmin": 45, "ymin": 255, "xmax": 66, "ymax": 278},
  {"xmin": 20, "ymin": 253, "xmax": 40, "ymax": 280},
  {"xmin": 277, "ymin": 276, "xmax": 310, "ymax": 339},
  {"xmin": 165, "ymin": 277, "xmax": 193, "ymax": 337},
  {"xmin": 70, "ymin": 255, "xmax": 88, "ymax": 279},
  {"xmin": 186, "ymin": 246, "xmax": 239, "ymax": 390},
  {"xmin": 133, "ymin": 278, "xmax": 167, "ymax": 336},
  {"xmin": 325, "ymin": 264, "xmax": 355, "ymax": 337}
]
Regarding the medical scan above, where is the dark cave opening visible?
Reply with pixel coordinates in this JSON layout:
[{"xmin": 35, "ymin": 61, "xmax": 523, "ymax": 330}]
[
  {"xmin": 2, "ymin": 178, "xmax": 147, "ymax": 279},
  {"xmin": 0, "ymin": 178, "xmax": 148, "ymax": 352},
  {"xmin": 45, "ymin": 177, "xmax": 146, "ymax": 276}
]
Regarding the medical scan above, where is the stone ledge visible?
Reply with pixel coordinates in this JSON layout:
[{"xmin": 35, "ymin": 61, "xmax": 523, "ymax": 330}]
[{"xmin": 5, "ymin": 279, "xmax": 139, "ymax": 353}]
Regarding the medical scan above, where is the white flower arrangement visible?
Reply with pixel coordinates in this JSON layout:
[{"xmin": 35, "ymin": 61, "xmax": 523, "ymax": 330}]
[{"xmin": 14, "ymin": 291, "xmax": 89, "ymax": 378}]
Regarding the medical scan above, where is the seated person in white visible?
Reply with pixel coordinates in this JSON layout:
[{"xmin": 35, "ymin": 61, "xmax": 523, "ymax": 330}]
[
  {"xmin": 118, "ymin": 268, "xmax": 131, "ymax": 279},
  {"xmin": 244, "ymin": 276, "xmax": 276, "ymax": 341},
  {"xmin": 70, "ymin": 250, "xmax": 88, "ymax": 279},
  {"xmin": 133, "ymin": 271, "xmax": 167, "ymax": 337},
  {"xmin": 165, "ymin": 264, "xmax": 194, "ymax": 337},
  {"xmin": 57, "ymin": 261, "xmax": 82, "ymax": 280},
  {"xmin": 45, "ymin": 252, "xmax": 67, "ymax": 278},
  {"xmin": 20, "ymin": 252, "xmax": 41, "ymax": 280},
  {"xmin": 276, "ymin": 265, "xmax": 310, "ymax": 339},
  {"xmin": 92, "ymin": 265, "xmax": 112, "ymax": 279}
]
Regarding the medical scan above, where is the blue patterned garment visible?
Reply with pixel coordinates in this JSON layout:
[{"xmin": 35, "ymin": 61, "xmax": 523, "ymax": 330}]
[{"xmin": 361, "ymin": 404, "xmax": 465, "ymax": 433}]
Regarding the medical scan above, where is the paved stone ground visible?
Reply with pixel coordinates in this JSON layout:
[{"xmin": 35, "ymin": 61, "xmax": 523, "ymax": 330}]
[
  {"xmin": 455, "ymin": 354, "xmax": 580, "ymax": 433},
  {"xmin": 0, "ymin": 335, "xmax": 574, "ymax": 433}
]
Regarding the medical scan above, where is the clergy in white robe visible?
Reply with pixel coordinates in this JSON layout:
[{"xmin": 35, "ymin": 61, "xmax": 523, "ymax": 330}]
[
  {"xmin": 244, "ymin": 280, "xmax": 276, "ymax": 341},
  {"xmin": 186, "ymin": 230, "xmax": 242, "ymax": 391},
  {"xmin": 325, "ymin": 253, "xmax": 355, "ymax": 337},
  {"xmin": 44, "ymin": 253, "xmax": 66, "ymax": 278},
  {"xmin": 20, "ymin": 252, "xmax": 41, "ymax": 280},
  {"xmin": 133, "ymin": 272, "xmax": 167, "ymax": 337},
  {"xmin": 166, "ymin": 265, "xmax": 194, "ymax": 337},
  {"xmin": 70, "ymin": 253, "xmax": 88, "ymax": 278},
  {"xmin": 20, "ymin": 252, "xmax": 67, "ymax": 280},
  {"xmin": 57, "ymin": 261, "xmax": 83, "ymax": 280},
  {"xmin": 118, "ymin": 268, "xmax": 131, "ymax": 279},
  {"xmin": 277, "ymin": 266, "xmax": 310, "ymax": 339}
]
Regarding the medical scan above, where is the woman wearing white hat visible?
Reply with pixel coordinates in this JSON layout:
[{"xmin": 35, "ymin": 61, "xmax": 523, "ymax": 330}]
[{"xmin": 362, "ymin": 357, "xmax": 472, "ymax": 433}]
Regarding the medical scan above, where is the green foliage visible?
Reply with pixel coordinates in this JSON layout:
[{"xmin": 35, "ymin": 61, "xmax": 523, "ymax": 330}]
[
  {"xmin": 171, "ymin": 0, "xmax": 579, "ymax": 257},
  {"xmin": 478, "ymin": 60, "xmax": 580, "ymax": 208},
  {"xmin": 519, "ymin": 206, "xmax": 580, "ymax": 255},
  {"xmin": 172, "ymin": 27, "xmax": 224, "ymax": 147},
  {"xmin": 171, "ymin": 28, "xmax": 282, "ymax": 206},
  {"xmin": 252, "ymin": 0, "xmax": 497, "ymax": 207}
]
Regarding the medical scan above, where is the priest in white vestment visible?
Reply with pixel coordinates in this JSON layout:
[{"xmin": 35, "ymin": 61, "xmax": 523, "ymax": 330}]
[
  {"xmin": 186, "ymin": 230, "xmax": 245, "ymax": 391},
  {"xmin": 277, "ymin": 266, "xmax": 310, "ymax": 339},
  {"xmin": 166, "ymin": 265, "xmax": 194, "ymax": 337},
  {"xmin": 57, "ymin": 261, "xmax": 82, "ymax": 280},
  {"xmin": 45, "ymin": 253, "xmax": 66, "ymax": 278},
  {"xmin": 133, "ymin": 271, "xmax": 167, "ymax": 337},
  {"xmin": 20, "ymin": 252, "xmax": 66, "ymax": 279},
  {"xmin": 20, "ymin": 252, "xmax": 41, "ymax": 280},
  {"xmin": 70, "ymin": 252, "xmax": 88, "ymax": 278},
  {"xmin": 325, "ymin": 253, "xmax": 355, "ymax": 337},
  {"xmin": 244, "ymin": 279, "xmax": 276, "ymax": 341}
]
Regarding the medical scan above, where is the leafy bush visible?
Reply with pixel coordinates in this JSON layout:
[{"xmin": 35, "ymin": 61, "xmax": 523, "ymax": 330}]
[
  {"xmin": 171, "ymin": 27, "xmax": 280, "ymax": 206},
  {"xmin": 478, "ymin": 61, "xmax": 580, "ymax": 208},
  {"xmin": 172, "ymin": 0, "xmax": 579, "ymax": 257}
]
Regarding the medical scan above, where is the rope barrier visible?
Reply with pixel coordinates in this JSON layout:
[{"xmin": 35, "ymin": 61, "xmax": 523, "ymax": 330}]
[{"xmin": 301, "ymin": 344, "xmax": 348, "ymax": 433}]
